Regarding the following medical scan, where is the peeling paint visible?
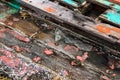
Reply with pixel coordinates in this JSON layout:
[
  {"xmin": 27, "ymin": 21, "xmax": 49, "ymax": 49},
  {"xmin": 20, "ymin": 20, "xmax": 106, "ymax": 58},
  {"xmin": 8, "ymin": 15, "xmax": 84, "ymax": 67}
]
[{"xmin": 101, "ymin": 10, "xmax": 120, "ymax": 26}]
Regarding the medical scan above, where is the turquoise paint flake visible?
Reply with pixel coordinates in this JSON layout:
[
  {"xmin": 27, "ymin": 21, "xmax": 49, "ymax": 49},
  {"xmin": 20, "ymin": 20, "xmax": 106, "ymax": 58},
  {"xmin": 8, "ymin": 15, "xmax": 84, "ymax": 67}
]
[
  {"xmin": 102, "ymin": 10, "xmax": 120, "ymax": 25},
  {"xmin": 0, "ymin": 8, "xmax": 18, "ymax": 20},
  {"xmin": 61, "ymin": 0, "xmax": 85, "ymax": 7},
  {"xmin": 6, "ymin": 0, "xmax": 20, "ymax": 10},
  {"xmin": 95, "ymin": 0, "xmax": 120, "ymax": 11},
  {"xmin": 79, "ymin": 0, "xmax": 85, "ymax": 3},
  {"xmin": 0, "ymin": 0, "xmax": 20, "ymax": 20},
  {"xmin": 0, "ymin": 13, "xmax": 8, "ymax": 19},
  {"xmin": 61, "ymin": 0, "xmax": 78, "ymax": 7}
]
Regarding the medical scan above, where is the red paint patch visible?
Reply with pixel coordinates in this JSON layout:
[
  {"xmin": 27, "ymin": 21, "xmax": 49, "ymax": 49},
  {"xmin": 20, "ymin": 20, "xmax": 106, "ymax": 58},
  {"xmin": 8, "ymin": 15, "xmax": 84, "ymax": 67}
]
[
  {"xmin": 44, "ymin": 48, "xmax": 54, "ymax": 55},
  {"xmin": 96, "ymin": 24, "xmax": 120, "ymax": 38},
  {"xmin": 112, "ymin": 27, "xmax": 120, "ymax": 33},
  {"xmin": 44, "ymin": 7, "xmax": 56, "ymax": 13},
  {"xmin": 96, "ymin": 25, "xmax": 111, "ymax": 34}
]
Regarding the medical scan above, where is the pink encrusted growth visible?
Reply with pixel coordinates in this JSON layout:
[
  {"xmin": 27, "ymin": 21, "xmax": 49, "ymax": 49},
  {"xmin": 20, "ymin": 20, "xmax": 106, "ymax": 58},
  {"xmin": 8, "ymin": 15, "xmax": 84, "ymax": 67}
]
[
  {"xmin": 9, "ymin": 31, "xmax": 30, "ymax": 42},
  {"xmin": 0, "ymin": 48, "xmax": 14, "ymax": 57},
  {"xmin": 76, "ymin": 52, "xmax": 88, "ymax": 63},
  {"xmin": 13, "ymin": 45, "xmax": 21, "ymax": 52},
  {"xmin": 64, "ymin": 45, "xmax": 79, "ymax": 52},
  {"xmin": 109, "ymin": 64, "xmax": 115, "ymax": 70},
  {"xmin": 100, "ymin": 75, "xmax": 110, "ymax": 80},
  {"xmin": 44, "ymin": 48, "xmax": 54, "ymax": 55},
  {"xmin": 60, "ymin": 69, "xmax": 69, "ymax": 76},
  {"xmin": 13, "ymin": 45, "xmax": 31, "ymax": 52},
  {"xmin": 0, "ymin": 28, "xmax": 30, "ymax": 42},
  {"xmin": 0, "ymin": 48, "xmax": 48, "ymax": 79},
  {"xmin": 71, "ymin": 61, "xmax": 77, "ymax": 66},
  {"xmin": 33, "ymin": 56, "xmax": 41, "ymax": 63}
]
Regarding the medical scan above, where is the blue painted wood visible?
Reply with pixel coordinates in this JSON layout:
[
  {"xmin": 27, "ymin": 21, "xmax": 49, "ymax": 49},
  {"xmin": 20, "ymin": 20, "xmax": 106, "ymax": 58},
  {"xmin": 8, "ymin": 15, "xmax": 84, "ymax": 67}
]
[
  {"xmin": 95, "ymin": 0, "xmax": 120, "ymax": 11},
  {"xmin": 61, "ymin": 0, "xmax": 85, "ymax": 7},
  {"xmin": 100, "ymin": 10, "xmax": 120, "ymax": 25},
  {"xmin": 61, "ymin": 0, "xmax": 78, "ymax": 7}
]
